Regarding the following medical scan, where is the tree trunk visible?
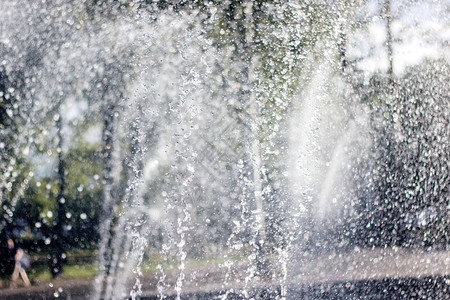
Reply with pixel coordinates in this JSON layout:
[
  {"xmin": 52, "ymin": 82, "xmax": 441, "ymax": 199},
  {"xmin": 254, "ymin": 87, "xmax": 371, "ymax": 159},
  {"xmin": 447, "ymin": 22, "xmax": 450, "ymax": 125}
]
[{"xmin": 50, "ymin": 108, "xmax": 65, "ymax": 278}]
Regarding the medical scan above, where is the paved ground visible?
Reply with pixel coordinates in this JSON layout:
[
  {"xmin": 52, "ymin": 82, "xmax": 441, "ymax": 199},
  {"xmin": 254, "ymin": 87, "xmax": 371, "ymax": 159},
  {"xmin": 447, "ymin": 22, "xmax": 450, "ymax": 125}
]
[
  {"xmin": 289, "ymin": 247, "xmax": 450, "ymax": 285},
  {"xmin": 0, "ymin": 277, "xmax": 92, "ymax": 299},
  {"xmin": 0, "ymin": 248, "xmax": 449, "ymax": 299}
]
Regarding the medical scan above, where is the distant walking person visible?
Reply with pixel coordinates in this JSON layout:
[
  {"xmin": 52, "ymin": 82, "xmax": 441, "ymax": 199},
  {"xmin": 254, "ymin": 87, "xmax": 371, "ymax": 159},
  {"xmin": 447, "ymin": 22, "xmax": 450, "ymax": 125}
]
[{"xmin": 7, "ymin": 238, "xmax": 31, "ymax": 287}]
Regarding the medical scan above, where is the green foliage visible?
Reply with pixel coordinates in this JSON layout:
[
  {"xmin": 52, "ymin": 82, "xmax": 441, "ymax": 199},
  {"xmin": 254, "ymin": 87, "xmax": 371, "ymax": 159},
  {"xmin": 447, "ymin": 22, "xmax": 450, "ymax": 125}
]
[
  {"xmin": 6, "ymin": 121, "xmax": 104, "ymax": 251},
  {"xmin": 63, "ymin": 144, "xmax": 103, "ymax": 249}
]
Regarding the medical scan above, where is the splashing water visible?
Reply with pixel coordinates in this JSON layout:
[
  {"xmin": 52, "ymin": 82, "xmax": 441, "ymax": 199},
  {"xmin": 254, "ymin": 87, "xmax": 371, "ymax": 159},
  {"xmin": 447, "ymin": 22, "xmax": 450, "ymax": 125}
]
[{"xmin": 1, "ymin": 0, "xmax": 448, "ymax": 299}]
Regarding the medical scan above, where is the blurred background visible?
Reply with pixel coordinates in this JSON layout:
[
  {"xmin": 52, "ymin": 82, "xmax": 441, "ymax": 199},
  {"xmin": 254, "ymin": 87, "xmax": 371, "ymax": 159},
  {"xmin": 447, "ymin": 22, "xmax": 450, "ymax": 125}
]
[{"xmin": 0, "ymin": 0, "xmax": 448, "ymax": 298}]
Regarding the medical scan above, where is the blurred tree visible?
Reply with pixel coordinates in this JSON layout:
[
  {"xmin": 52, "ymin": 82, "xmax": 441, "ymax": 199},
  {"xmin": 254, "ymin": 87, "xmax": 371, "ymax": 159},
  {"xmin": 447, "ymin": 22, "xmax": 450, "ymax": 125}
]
[
  {"xmin": 0, "ymin": 56, "xmax": 31, "ymax": 237},
  {"xmin": 352, "ymin": 58, "xmax": 449, "ymax": 248},
  {"xmin": 396, "ymin": 59, "xmax": 449, "ymax": 247}
]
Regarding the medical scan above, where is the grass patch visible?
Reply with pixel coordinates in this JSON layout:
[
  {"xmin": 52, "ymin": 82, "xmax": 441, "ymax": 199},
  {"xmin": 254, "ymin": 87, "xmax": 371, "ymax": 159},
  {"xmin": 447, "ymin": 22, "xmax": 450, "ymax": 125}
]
[
  {"xmin": 28, "ymin": 266, "xmax": 52, "ymax": 283},
  {"xmin": 140, "ymin": 250, "xmax": 249, "ymax": 274},
  {"xmin": 26, "ymin": 263, "xmax": 97, "ymax": 283},
  {"xmin": 11, "ymin": 247, "xmax": 250, "ymax": 284},
  {"xmin": 62, "ymin": 264, "xmax": 97, "ymax": 279}
]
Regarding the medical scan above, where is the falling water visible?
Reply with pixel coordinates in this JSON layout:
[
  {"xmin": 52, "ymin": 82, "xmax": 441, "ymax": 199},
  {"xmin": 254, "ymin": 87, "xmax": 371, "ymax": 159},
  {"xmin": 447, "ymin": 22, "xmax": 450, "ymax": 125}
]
[{"xmin": 0, "ymin": 0, "xmax": 448, "ymax": 299}]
